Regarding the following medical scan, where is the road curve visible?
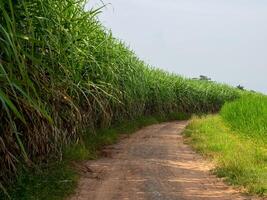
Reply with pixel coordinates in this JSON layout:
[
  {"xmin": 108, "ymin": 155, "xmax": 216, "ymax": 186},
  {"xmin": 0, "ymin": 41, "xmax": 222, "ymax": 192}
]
[{"xmin": 68, "ymin": 121, "xmax": 256, "ymax": 200}]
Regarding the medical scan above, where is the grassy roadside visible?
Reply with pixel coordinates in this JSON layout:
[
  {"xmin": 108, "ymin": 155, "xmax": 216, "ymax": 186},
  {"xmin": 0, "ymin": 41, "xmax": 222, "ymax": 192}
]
[
  {"xmin": 184, "ymin": 115, "xmax": 267, "ymax": 196},
  {"xmin": 2, "ymin": 113, "xmax": 189, "ymax": 200}
]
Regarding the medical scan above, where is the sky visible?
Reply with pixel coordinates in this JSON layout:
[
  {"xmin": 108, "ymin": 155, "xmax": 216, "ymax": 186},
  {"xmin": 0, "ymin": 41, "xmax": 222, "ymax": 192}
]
[{"xmin": 86, "ymin": 0, "xmax": 267, "ymax": 93}]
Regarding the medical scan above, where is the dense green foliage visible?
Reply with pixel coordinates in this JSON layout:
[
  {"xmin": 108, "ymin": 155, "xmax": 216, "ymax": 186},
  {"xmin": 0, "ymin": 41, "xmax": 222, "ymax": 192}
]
[
  {"xmin": 221, "ymin": 94, "xmax": 267, "ymax": 141},
  {"xmin": 184, "ymin": 115, "xmax": 267, "ymax": 195},
  {"xmin": 0, "ymin": 0, "xmax": 239, "ymax": 195}
]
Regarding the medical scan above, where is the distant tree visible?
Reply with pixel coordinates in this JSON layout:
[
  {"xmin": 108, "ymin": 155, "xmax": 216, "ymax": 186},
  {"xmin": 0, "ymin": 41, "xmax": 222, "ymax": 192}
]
[
  {"xmin": 194, "ymin": 75, "xmax": 212, "ymax": 81},
  {"xmin": 237, "ymin": 85, "xmax": 245, "ymax": 90},
  {"xmin": 200, "ymin": 75, "xmax": 211, "ymax": 81}
]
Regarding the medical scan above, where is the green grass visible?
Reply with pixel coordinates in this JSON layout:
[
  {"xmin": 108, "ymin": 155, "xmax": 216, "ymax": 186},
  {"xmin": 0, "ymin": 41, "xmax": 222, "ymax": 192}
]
[
  {"xmin": 184, "ymin": 115, "xmax": 267, "ymax": 196},
  {"xmin": 6, "ymin": 162, "xmax": 78, "ymax": 200},
  {"xmin": 0, "ymin": 0, "xmax": 240, "ymax": 191},
  {"xmin": 221, "ymin": 94, "xmax": 267, "ymax": 142},
  {"xmin": 1, "ymin": 113, "xmax": 189, "ymax": 200},
  {"xmin": 2, "ymin": 0, "xmax": 265, "ymax": 199}
]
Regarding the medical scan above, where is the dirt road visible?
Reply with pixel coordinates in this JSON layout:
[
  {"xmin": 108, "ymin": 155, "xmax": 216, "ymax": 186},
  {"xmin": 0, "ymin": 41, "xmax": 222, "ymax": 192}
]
[{"xmin": 68, "ymin": 121, "xmax": 256, "ymax": 200}]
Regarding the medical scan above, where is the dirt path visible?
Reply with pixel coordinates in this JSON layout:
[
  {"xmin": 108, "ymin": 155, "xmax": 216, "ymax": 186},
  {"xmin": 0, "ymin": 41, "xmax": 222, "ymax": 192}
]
[{"xmin": 68, "ymin": 121, "xmax": 258, "ymax": 200}]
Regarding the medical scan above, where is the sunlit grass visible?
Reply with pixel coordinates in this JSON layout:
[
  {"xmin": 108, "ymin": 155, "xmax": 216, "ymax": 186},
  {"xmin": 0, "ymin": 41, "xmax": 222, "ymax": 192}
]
[
  {"xmin": 184, "ymin": 115, "xmax": 267, "ymax": 195},
  {"xmin": 221, "ymin": 94, "xmax": 267, "ymax": 142}
]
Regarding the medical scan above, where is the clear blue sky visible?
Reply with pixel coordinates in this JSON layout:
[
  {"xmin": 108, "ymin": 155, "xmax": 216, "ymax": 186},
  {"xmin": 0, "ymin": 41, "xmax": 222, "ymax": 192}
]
[{"xmin": 87, "ymin": 0, "xmax": 267, "ymax": 93}]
